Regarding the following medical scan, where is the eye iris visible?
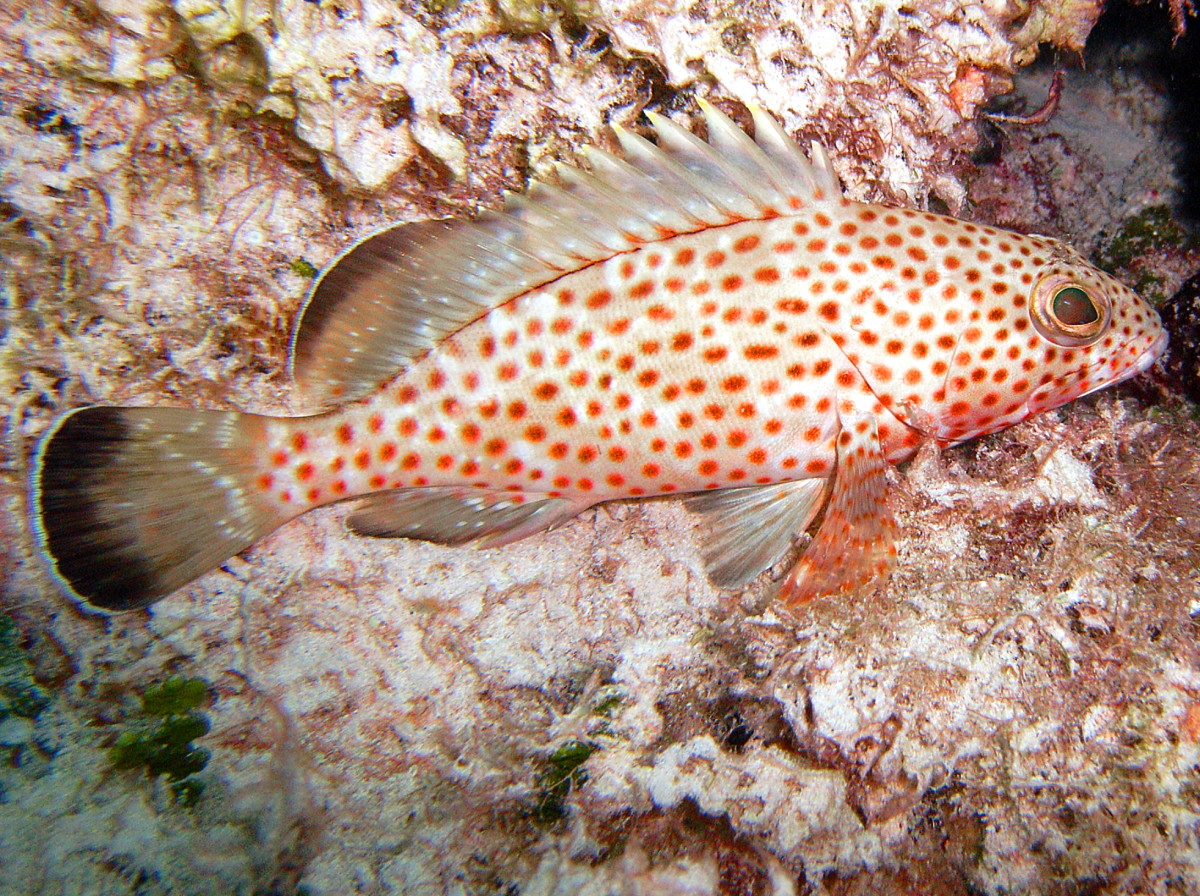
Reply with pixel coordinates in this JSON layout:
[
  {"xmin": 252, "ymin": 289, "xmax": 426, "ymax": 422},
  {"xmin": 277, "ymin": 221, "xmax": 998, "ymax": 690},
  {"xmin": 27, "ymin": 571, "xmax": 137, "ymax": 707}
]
[{"xmin": 1052, "ymin": 286, "xmax": 1099, "ymax": 326}]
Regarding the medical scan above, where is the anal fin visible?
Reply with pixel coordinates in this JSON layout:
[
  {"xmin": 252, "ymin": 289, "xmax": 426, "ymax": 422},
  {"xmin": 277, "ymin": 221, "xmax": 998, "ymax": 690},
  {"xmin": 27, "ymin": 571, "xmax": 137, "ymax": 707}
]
[
  {"xmin": 347, "ymin": 488, "xmax": 585, "ymax": 548},
  {"xmin": 683, "ymin": 478, "xmax": 830, "ymax": 588},
  {"xmin": 778, "ymin": 413, "xmax": 897, "ymax": 608}
]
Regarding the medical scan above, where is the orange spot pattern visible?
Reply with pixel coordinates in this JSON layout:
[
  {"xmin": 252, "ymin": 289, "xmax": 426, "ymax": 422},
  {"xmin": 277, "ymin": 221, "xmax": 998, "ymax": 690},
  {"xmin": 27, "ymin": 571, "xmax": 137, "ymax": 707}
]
[{"xmin": 257, "ymin": 198, "xmax": 1155, "ymax": 571}]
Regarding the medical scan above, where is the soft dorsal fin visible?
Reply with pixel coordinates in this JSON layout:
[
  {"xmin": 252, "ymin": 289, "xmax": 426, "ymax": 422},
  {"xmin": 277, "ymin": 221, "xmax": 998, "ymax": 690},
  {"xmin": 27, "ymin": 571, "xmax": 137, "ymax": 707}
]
[{"xmin": 289, "ymin": 103, "xmax": 842, "ymax": 406}]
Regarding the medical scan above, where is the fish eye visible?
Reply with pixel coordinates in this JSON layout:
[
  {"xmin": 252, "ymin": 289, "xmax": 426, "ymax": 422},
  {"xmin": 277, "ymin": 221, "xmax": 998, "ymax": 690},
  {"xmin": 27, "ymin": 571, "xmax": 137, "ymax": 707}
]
[
  {"xmin": 1030, "ymin": 277, "xmax": 1109, "ymax": 346},
  {"xmin": 1052, "ymin": 286, "xmax": 1099, "ymax": 326}
]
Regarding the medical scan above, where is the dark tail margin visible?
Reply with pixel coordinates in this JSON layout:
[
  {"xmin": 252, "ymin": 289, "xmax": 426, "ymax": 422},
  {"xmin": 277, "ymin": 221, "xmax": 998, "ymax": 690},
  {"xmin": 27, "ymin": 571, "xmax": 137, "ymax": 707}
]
[{"xmin": 30, "ymin": 406, "xmax": 284, "ymax": 612}]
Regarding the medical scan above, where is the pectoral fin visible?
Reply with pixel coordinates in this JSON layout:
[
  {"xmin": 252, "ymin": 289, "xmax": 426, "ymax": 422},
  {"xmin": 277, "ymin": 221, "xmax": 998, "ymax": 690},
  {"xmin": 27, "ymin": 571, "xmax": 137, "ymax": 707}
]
[
  {"xmin": 347, "ymin": 488, "xmax": 585, "ymax": 548},
  {"xmin": 683, "ymin": 478, "xmax": 830, "ymax": 588},
  {"xmin": 778, "ymin": 413, "xmax": 897, "ymax": 608}
]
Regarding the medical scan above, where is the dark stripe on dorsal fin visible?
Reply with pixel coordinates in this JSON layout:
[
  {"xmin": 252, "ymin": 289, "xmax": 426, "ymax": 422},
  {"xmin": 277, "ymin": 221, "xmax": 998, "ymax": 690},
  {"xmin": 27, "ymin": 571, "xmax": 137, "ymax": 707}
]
[{"xmin": 289, "ymin": 103, "xmax": 842, "ymax": 407}]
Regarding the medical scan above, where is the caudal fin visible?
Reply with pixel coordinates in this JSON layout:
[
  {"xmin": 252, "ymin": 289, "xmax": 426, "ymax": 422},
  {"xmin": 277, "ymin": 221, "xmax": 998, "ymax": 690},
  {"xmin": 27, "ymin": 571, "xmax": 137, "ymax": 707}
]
[{"xmin": 30, "ymin": 406, "xmax": 285, "ymax": 612}]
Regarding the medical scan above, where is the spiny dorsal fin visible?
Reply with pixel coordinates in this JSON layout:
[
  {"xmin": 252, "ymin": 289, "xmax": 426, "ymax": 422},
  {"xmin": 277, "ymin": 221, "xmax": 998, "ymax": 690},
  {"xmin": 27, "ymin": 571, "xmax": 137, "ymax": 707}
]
[{"xmin": 290, "ymin": 103, "xmax": 841, "ymax": 406}]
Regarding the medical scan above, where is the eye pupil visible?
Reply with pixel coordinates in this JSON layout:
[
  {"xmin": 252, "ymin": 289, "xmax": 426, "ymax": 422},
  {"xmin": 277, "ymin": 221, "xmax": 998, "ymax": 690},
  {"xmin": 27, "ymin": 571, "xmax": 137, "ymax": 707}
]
[{"xmin": 1052, "ymin": 286, "xmax": 1099, "ymax": 326}]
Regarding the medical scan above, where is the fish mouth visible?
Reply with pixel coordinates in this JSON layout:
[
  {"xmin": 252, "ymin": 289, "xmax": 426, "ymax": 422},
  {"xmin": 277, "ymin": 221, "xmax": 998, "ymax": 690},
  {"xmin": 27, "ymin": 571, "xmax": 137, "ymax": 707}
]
[
  {"xmin": 1115, "ymin": 329, "xmax": 1169, "ymax": 385},
  {"xmin": 1074, "ymin": 328, "xmax": 1168, "ymax": 399}
]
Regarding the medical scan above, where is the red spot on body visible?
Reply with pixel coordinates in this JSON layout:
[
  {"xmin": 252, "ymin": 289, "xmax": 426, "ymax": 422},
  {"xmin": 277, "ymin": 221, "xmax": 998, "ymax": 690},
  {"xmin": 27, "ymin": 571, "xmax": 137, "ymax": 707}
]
[
  {"xmin": 744, "ymin": 344, "xmax": 779, "ymax": 361},
  {"xmin": 704, "ymin": 346, "xmax": 728, "ymax": 362}
]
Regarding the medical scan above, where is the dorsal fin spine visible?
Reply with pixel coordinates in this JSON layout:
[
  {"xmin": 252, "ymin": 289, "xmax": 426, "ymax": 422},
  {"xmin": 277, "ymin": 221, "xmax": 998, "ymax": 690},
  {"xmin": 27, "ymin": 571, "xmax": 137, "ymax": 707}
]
[
  {"xmin": 528, "ymin": 179, "xmax": 629, "ymax": 252},
  {"xmin": 644, "ymin": 112, "xmax": 762, "ymax": 218},
  {"xmin": 612, "ymin": 126, "xmax": 727, "ymax": 224},
  {"xmin": 747, "ymin": 106, "xmax": 825, "ymax": 201},
  {"xmin": 579, "ymin": 147, "xmax": 702, "ymax": 234},
  {"xmin": 697, "ymin": 100, "xmax": 795, "ymax": 203}
]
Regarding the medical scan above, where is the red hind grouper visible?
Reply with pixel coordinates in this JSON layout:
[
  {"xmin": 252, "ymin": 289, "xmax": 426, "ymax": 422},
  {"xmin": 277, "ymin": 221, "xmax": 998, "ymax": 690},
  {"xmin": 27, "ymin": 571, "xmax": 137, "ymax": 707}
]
[{"xmin": 31, "ymin": 103, "xmax": 1167, "ymax": 613}]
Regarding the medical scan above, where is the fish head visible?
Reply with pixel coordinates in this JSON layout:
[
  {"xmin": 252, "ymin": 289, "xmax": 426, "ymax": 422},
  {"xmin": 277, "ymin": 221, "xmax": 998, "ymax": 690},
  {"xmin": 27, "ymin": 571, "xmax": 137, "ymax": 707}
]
[
  {"xmin": 881, "ymin": 236, "xmax": 1167, "ymax": 445},
  {"xmin": 1018, "ymin": 242, "xmax": 1166, "ymax": 403}
]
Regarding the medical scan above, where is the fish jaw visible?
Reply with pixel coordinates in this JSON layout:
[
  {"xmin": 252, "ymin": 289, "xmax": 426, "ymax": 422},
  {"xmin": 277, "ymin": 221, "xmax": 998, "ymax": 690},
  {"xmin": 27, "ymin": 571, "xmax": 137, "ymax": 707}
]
[{"xmin": 1128, "ymin": 329, "xmax": 1169, "ymax": 379}]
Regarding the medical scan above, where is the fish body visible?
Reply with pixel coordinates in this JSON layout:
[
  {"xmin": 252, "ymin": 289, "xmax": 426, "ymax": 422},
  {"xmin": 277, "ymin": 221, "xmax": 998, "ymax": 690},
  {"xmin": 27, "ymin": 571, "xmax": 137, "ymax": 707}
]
[{"xmin": 31, "ymin": 104, "xmax": 1167, "ymax": 612}]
